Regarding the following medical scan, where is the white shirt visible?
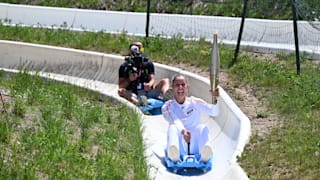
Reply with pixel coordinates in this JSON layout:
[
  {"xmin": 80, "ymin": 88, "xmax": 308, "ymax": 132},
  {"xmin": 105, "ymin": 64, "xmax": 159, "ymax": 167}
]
[{"xmin": 162, "ymin": 96, "xmax": 220, "ymax": 133}]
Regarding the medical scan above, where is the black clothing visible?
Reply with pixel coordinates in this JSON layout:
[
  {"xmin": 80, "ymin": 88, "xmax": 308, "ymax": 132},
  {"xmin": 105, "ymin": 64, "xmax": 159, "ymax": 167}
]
[{"xmin": 119, "ymin": 54, "xmax": 155, "ymax": 94}]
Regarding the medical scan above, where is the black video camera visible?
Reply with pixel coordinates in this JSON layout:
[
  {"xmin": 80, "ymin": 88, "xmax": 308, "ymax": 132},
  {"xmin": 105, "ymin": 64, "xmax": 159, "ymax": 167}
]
[
  {"xmin": 124, "ymin": 52, "xmax": 148, "ymax": 73},
  {"xmin": 124, "ymin": 59, "xmax": 138, "ymax": 74}
]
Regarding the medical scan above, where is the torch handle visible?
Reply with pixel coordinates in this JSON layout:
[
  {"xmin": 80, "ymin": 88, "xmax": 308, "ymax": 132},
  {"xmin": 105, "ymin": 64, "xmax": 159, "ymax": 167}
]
[{"xmin": 211, "ymin": 77, "xmax": 218, "ymax": 104}]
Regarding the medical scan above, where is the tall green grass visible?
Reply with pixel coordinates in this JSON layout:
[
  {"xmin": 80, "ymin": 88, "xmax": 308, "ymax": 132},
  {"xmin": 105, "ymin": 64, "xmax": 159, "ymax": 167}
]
[
  {"xmin": 232, "ymin": 54, "xmax": 320, "ymax": 179},
  {"xmin": 0, "ymin": 71, "xmax": 148, "ymax": 179}
]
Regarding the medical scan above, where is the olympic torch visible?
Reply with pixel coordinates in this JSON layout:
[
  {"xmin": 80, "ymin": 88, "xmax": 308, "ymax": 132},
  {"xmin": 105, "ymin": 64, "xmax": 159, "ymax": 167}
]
[{"xmin": 210, "ymin": 31, "xmax": 220, "ymax": 104}]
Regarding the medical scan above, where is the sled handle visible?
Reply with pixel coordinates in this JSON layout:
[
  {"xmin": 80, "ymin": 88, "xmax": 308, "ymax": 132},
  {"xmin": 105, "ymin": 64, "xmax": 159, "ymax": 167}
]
[{"xmin": 185, "ymin": 156, "xmax": 196, "ymax": 163}]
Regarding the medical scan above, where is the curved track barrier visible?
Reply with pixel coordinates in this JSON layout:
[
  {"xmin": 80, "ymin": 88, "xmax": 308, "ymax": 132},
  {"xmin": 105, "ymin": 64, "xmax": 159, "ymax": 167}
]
[{"xmin": 0, "ymin": 40, "xmax": 251, "ymax": 179}]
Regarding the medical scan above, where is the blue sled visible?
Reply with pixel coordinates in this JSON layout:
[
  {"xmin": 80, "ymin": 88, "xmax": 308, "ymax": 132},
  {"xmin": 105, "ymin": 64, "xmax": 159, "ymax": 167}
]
[
  {"xmin": 164, "ymin": 150, "xmax": 213, "ymax": 173},
  {"xmin": 139, "ymin": 98, "xmax": 164, "ymax": 115}
]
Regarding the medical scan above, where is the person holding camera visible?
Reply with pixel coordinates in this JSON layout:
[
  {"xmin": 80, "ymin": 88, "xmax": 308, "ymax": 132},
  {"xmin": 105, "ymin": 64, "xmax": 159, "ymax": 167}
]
[{"xmin": 118, "ymin": 42, "xmax": 173, "ymax": 106}]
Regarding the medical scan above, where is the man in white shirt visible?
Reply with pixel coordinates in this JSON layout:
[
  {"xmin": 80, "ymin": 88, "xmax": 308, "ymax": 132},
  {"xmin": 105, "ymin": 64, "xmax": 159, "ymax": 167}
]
[{"xmin": 162, "ymin": 74, "xmax": 220, "ymax": 162}]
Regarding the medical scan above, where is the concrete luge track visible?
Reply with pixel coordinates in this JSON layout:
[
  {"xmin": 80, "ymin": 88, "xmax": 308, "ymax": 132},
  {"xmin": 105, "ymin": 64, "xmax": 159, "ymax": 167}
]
[{"xmin": 0, "ymin": 40, "xmax": 251, "ymax": 179}]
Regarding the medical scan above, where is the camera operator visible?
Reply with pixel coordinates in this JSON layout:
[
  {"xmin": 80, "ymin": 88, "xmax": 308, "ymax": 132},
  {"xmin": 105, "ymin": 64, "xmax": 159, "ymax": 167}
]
[{"xmin": 118, "ymin": 42, "xmax": 173, "ymax": 106}]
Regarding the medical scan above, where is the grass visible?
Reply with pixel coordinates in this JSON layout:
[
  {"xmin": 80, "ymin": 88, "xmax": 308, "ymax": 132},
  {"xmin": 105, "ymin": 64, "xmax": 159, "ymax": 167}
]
[
  {"xmin": 232, "ymin": 54, "xmax": 320, "ymax": 179},
  {"xmin": 0, "ymin": 23, "xmax": 234, "ymax": 69},
  {"xmin": 0, "ymin": 71, "xmax": 148, "ymax": 179},
  {"xmin": 0, "ymin": 8, "xmax": 320, "ymax": 180}
]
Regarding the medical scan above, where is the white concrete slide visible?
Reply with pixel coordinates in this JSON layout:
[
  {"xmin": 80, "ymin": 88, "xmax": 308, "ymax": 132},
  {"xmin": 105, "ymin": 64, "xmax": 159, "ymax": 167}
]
[{"xmin": 0, "ymin": 40, "xmax": 251, "ymax": 179}]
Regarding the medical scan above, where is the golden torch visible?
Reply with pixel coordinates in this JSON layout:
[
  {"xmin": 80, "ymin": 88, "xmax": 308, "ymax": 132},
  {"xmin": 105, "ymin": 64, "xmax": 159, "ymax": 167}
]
[{"xmin": 210, "ymin": 31, "xmax": 220, "ymax": 104}]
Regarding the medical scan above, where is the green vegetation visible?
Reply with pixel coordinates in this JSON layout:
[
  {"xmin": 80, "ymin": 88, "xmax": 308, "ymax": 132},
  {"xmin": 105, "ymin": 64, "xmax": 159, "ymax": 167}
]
[
  {"xmin": 0, "ymin": 23, "xmax": 233, "ymax": 69},
  {"xmin": 0, "ymin": 71, "xmax": 148, "ymax": 179},
  {"xmin": 0, "ymin": 21, "xmax": 319, "ymax": 179},
  {"xmin": 0, "ymin": 1, "xmax": 319, "ymax": 179},
  {"xmin": 231, "ymin": 54, "xmax": 320, "ymax": 179}
]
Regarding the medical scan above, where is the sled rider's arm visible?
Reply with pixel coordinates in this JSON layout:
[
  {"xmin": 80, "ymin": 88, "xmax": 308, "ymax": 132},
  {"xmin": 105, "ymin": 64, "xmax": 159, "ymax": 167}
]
[
  {"xmin": 118, "ymin": 77, "xmax": 130, "ymax": 89},
  {"xmin": 148, "ymin": 74, "xmax": 155, "ymax": 85},
  {"xmin": 192, "ymin": 96, "xmax": 220, "ymax": 117}
]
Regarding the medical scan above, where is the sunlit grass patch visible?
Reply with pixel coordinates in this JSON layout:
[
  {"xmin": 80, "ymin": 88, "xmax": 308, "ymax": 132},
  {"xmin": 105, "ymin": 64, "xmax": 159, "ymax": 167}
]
[
  {"xmin": 233, "ymin": 55, "xmax": 320, "ymax": 179},
  {"xmin": 0, "ymin": 71, "xmax": 148, "ymax": 179}
]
